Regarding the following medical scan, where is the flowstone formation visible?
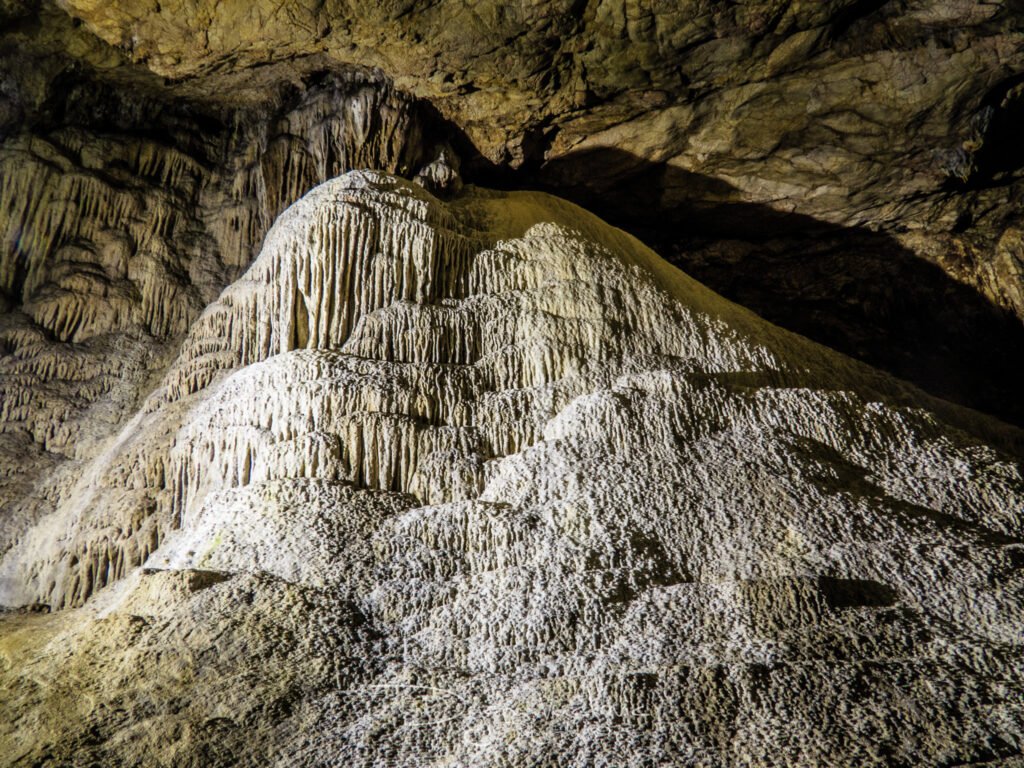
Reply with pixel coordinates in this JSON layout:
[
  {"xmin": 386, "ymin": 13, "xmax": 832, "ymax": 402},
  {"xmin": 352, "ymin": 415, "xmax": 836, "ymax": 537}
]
[
  {"xmin": 0, "ymin": 70, "xmax": 448, "ymax": 567},
  {"xmin": 5, "ymin": 1, "xmax": 1024, "ymax": 423},
  {"xmin": 1, "ymin": 171, "xmax": 1023, "ymax": 766}
]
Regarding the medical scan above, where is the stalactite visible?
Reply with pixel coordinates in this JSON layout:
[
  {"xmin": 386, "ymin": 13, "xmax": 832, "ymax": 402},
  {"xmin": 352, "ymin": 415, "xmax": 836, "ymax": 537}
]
[{"xmin": 0, "ymin": 81, "xmax": 440, "ymax": 578}]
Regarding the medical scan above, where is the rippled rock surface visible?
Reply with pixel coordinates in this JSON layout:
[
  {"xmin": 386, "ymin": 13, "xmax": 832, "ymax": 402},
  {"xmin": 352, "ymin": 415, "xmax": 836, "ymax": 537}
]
[{"xmin": 0, "ymin": 171, "xmax": 1022, "ymax": 766}]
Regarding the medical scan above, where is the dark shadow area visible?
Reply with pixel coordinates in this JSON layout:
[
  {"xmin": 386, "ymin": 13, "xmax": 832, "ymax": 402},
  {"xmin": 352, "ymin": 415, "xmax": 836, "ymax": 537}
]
[
  {"xmin": 964, "ymin": 71, "xmax": 1024, "ymax": 189},
  {"xmin": 817, "ymin": 577, "xmax": 898, "ymax": 609},
  {"xmin": 1010, "ymin": 548, "xmax": 1024, "ymax": 569},
  {"xmin": 457, "ymin": 145, "xmax": 1024, "ymax": 428}
]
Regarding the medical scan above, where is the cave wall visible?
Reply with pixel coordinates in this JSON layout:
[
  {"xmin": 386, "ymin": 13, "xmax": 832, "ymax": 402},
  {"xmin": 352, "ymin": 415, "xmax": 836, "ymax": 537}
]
[
  {"xmin": 0, "ymin": 44, "xmax": 452, "ymax": 574},
  {"xmin": 4, "ymin": 0, "xmax": 1022, "ymax": 425}
]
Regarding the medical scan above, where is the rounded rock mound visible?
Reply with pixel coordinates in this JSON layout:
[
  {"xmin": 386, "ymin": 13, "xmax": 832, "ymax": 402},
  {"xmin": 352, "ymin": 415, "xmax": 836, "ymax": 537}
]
[{"xmin": 1, "ymin": 171, "xmax": 1023, "ymax": 767}]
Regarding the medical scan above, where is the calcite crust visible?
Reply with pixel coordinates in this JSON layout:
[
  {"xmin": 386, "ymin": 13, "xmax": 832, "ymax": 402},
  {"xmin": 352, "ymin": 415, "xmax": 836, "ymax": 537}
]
[{"xmin": 1, "ymin": 172, "xmax": 1022, "ymax": 766}]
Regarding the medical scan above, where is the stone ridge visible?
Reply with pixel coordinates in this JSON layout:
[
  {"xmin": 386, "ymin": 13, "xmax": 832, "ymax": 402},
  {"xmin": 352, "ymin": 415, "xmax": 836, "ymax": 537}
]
[{"xmin": 0, "ymin": 171, "xmax": 1022, "ymax": 766}]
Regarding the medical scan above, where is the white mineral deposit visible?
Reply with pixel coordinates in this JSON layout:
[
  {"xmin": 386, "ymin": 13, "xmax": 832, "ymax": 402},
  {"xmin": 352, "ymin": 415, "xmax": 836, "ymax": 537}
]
[{"xmin": 1, "ymin": 170, "xmax": 1021, "ymax": 766}]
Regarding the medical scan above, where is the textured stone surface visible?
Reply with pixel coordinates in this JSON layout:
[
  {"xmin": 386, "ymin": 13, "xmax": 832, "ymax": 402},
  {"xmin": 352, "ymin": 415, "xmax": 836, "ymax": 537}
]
[
  {"xmin": 0, "ymin": 67, "xmax": 450, "ymax": 567},
  {"xmin": 1, "ymin": 172, "xmax": 1022, "ymax": 766},
  {"xmin": 3, "ymin": 0, "xmax": 1024, "ymax": 424},
  {"xmin": 35, "ymin": 1, "xmax": 1024, "ymax": 231}
]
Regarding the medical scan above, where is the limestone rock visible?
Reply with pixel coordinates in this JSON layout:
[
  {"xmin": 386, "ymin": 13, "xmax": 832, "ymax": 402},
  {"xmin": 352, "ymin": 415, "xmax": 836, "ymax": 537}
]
[
  {"xmin": 0, "ymin": 72, "xmax": 446, "ymax": 565},
  {"xmin": 40, "ymin": 0, "xmax": 1024, "ymax": 229},
  {"xmin": 6, "ymin": 1, "xmax": 1024, "ymax": 426},
  {"xmin": 414, "ymin": 148, "xmax": 463, "ymax": 199},
  {"xmin": 1, "ymin": 171, "xmax": 1022, "ymax": 766}
]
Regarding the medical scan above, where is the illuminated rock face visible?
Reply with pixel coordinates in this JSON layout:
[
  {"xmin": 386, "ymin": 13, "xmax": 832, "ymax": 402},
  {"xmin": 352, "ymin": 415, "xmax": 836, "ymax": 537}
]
[
  {"xmin": 1, "ymin": 172, "xmax": 1023, "ymax": 766},
  {"xmin": 6, "ymin": 0, "xmax": 1024, "ymax": 427},
  {"xmin": 0, "ymin": 77, "xmax": 436, "ymax": 575}
]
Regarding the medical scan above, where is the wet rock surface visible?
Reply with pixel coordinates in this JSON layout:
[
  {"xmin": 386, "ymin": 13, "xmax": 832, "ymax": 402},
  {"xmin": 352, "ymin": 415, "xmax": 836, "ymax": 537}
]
[{"xmin": 1, "ymin": 172, "xmax": 1022, "ymax": 766}]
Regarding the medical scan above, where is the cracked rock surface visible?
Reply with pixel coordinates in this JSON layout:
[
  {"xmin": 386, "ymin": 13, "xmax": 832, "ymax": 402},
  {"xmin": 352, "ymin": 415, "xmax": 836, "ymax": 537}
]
[{"xmin": 1, "ymin": 171, "xmax": 1022, "ymax": 767}]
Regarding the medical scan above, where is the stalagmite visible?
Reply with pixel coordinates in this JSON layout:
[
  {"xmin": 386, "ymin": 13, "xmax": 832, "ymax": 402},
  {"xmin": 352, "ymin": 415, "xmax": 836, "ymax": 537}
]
[{"xmin": 1, "ymin": 171, "xmax": 1023, "ymax": 767}]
